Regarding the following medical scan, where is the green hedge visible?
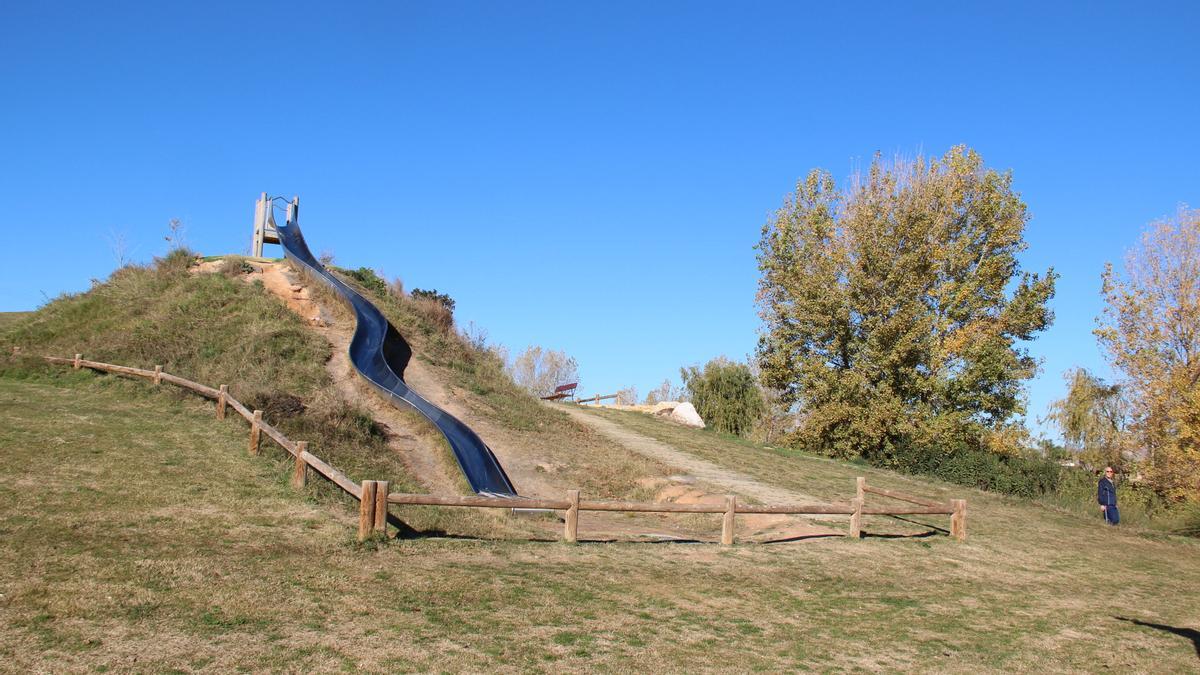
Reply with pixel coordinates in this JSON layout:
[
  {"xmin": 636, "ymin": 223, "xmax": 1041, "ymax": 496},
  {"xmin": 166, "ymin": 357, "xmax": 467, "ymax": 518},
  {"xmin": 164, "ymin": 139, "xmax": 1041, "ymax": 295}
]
[{"xmin": 866, "ymin": 439, "xmax": 1061, "ymax": 499}]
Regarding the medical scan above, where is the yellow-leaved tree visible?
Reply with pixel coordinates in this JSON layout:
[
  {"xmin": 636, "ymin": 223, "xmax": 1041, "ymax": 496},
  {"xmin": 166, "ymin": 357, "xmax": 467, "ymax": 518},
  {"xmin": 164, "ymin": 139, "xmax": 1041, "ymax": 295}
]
[{"xmin": 1096, "ymin": 207, "xmax": 1200, "ymax": 501}]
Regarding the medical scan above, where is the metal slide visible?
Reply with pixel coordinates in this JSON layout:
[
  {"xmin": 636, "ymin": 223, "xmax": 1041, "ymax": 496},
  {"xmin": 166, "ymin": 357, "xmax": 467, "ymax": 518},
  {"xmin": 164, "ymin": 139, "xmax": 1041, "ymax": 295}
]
[{"xmin": 275, "ymin": 219, "xmax": 518, "ymax": 497}]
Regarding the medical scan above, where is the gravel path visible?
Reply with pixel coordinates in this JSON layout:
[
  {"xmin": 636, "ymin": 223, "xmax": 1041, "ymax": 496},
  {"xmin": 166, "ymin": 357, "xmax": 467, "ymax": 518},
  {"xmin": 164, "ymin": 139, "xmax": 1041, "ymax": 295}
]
[{"xmin": 560, "ymin": 405, "xmax": 825, "ymax": 506}]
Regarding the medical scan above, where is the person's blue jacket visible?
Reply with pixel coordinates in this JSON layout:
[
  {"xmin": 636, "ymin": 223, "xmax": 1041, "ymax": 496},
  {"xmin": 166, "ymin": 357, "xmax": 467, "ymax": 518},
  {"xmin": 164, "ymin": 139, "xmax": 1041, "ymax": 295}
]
[{"xmin": 1098, "ymin": 477, "xmax": 1117, "ymax": 507}]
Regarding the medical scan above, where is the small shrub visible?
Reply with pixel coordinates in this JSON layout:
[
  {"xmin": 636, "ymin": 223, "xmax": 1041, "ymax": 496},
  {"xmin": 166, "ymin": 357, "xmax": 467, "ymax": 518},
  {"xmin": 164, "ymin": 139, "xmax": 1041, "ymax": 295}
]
[
  {"xmin": 219, "ymin": 256, "xmax": 254, "ymax": 277},
  {"xmin": 410, "ymin": 288, "xmax": 455, "ymax": 312},
  {"xmin": 342, "ymin": 267, "xmax": 389, "ymax": 297}
]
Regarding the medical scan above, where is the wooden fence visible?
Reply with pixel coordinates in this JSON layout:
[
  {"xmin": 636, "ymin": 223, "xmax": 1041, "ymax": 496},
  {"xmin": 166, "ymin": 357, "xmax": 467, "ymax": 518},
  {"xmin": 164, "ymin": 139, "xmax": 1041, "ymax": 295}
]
[{"xmin": 46, "ymin": 355, "xmax": 967, "ymax": 544}]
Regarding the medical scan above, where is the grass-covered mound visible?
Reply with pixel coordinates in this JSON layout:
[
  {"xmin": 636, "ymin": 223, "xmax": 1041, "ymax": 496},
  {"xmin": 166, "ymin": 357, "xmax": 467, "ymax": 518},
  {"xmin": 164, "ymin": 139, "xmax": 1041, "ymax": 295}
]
[{"xmin": 0, "ymin": 251, "xmax": 493, "ymax": 533}]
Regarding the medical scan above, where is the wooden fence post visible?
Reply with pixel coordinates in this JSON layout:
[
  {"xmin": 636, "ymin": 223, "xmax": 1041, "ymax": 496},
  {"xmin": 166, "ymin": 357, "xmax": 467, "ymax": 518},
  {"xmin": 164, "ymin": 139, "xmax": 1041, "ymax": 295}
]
[
  {"xmin": 73, "ymin": 353, "xmax": 82, "ymax": 369},
  {"xmin": 216, "ymin": 385, "xmax": 228, "ymax": 420},
  {"xmin": 564, "ymin": 489, "xmax": 580, "ymax": 543},
  {"xmin": 374, "ymin": 480, "xmax": 389, "ymax": 535},
  {"xmin": 153, "ymin": 365, "xmax": 163, "ymax": 385},
  {"xmin": 856, "ymin": 476, "xmax": 865, "ymax": 502},
  {"xmin": 951, "ymin": 499, "xmax": 967, "ymax": 541},
  {"xmin": 849, "ymin": 497, "xmax": 863, "ymax": 538},
  {"xmin": 721, "ymin": 495, "xmax": 736, "ymax": 547},
  {"xmin": 358, "ymin": 480, "xmax": 377, "ymax": 541},
  {"xmin": 292, "ymin": 441, "xmax": 308, "ymax": 489},
  {"xmin": 249, "ymin": 410, "xmax": 262, "ymax": 455}
]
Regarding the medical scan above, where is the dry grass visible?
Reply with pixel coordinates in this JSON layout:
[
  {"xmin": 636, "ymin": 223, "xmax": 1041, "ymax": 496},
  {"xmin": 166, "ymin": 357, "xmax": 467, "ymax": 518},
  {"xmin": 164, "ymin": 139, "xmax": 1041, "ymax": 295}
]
[
  {"xmin": 3, "ymin": 377, "xmax": 1200, "ymax": 672},
  {"xmin": 0, "ymin": 312, "xmax": 32, "ymax": 331}
]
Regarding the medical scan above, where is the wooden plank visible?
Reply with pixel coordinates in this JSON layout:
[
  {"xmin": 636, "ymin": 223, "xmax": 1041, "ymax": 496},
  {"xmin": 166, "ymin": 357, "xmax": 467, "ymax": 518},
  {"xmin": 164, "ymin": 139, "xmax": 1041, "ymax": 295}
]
[
  {"xmin": 301, "ymin": 451, "xmax": 361, "ymax": 498},
  {"xmin": 388, "ymin": 493, "xmax": 571, "ymax": 510},
  {"xmin": 580, "ymin": 500, "xmax": 727, "ymax": 514},
  {"xmin": 734, "ymin": 504, "xmax": 857, "ymax": 515},
  {"xmin": 85, "ymin": 361, "xmax": 154, "ymax": 379},
  {"xmin": 856, "ymin": 476, "xmax": 865, "ymax": 502},
  {"xmin": 217, "ymin": 385, "xmax": 227, "ymax": 419},
  {"xmin": 292, "ymin": 441, "xmax": 308, "ymax": 489},
  {"xmin": 862, "ymin": 485, "xmax": 944, "ymax": 508},
  {"xmin": 564, "ymin": 489, "xmax": 579, "ymax": 543},
  {"xmin": 721, "ymin": 495, "xmax": 736, "ymax": 546},
  {"xmin": 358, "ymin": 481, "xmax": 377, "ymax": 541},
  {"xmin": 153, "ymin": 365, "xmax": 162, "ymax": 385},
  {"xmin": 373, "ymin": 480, "xmax": 389, "ymax": 535},
  {"xmin": 73, "ymin": 353, "xmax": 81, "ymax": 369},
  {"xmin": 257, "ymin": 419, "xmax": 297, "ymax": 455},
  {"xmin": 249, "ymin": 410, "xmax": 262, "ymax": 455},
  {"xmin": 861, "ymin": 506, "xmax": 953, "ymax": 515},
  {"xmin": 849, "ymin": 497, "xmax": 863, "ymax": 538},
  {"xmin": 226, "ymin": 396, "xmax": 253, "ymax": 421},
  {"xmin": 159, "ymin": 372, "xmax": 219, "ymax": 398}
]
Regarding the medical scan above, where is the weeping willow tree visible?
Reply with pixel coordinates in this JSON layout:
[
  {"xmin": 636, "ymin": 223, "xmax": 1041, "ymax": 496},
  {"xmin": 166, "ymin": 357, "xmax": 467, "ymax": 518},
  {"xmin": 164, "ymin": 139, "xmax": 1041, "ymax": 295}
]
[
  {"xmin": 756, "ymin": 147, "xmax": 1057, "ymax": 460},
  {"xmin": 681, "ymin": 358, "xmax": 764, "ymax": 437},
  {"xmin": 1044, "ymin": 368, "xmax": 1130, "ymax": 469}
]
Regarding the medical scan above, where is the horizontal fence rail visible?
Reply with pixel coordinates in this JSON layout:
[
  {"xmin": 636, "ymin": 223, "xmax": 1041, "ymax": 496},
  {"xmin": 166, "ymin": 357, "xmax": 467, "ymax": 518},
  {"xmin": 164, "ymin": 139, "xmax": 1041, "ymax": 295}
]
[{"xmin": 44, "ymin": 355, "xmax": 967, "ymax": 544}]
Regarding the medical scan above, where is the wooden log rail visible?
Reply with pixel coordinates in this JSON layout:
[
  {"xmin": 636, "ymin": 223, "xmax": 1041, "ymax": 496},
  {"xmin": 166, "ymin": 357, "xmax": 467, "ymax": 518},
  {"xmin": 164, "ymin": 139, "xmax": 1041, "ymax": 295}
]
[
  {"xmin": 43, "ymin": 355, "xmax": 968, "ymax": 545},
  {"xmin": 576, "ymin": 393, "xmax": 619, "ymax": 405}
]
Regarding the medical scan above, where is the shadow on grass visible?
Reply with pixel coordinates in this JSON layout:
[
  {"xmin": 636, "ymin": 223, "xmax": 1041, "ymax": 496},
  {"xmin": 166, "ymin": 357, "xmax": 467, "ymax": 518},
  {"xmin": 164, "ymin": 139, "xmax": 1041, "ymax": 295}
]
[
  {"xmin": 861, "ymin": 530, "xmax": 941, "ymax": 540},
  {"xmin": 761, "ymin": 533, "xmax": 844, "ymax": 544},
  {"xmin": 392, "ymin": 525, "xmax": 710, "ymax": 545},
  {"xmin": 1115, "ymin": 616, "xmax": 1200, "ymax": 660},
  {"xmin": 885, "ymin": 515, "xmax": 950, "ymax": 535}
]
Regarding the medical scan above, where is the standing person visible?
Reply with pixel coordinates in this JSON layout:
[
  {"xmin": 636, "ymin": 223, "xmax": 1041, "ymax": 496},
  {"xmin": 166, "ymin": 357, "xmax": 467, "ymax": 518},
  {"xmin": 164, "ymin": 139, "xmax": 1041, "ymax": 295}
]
[{"xmin": 1098, "ymin": 466, "xmax": 1119, "ymax": 525}]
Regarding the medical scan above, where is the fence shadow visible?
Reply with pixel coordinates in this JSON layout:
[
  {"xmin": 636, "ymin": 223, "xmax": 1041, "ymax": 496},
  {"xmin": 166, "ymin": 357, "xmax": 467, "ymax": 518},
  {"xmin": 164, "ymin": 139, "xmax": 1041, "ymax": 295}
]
[
  {"xmin": 1115, "ymin": 616, "xmax": 1200, "ymax": 659},
  {"xmin": 862, "ymin": 530, "xmax": 940, "ymax": 540},
  {"xmin": 885, "ymin": 514, "xmax": 950, "ymax": 534}
]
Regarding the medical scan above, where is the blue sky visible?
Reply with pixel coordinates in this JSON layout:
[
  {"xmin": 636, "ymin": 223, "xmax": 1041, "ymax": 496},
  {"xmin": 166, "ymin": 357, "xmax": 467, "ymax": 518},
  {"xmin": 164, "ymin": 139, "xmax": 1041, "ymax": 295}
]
[{"xmin": 2, "ymin": 2, "xmax": 1197, "ymax": 438}]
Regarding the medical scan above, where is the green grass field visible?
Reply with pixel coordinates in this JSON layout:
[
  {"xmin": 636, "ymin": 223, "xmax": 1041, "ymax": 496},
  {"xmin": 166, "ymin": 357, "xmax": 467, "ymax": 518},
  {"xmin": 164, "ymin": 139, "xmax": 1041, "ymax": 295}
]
[{"xmin": 3, "ymin": 375, "xmax": 1199, "ymax": 672}]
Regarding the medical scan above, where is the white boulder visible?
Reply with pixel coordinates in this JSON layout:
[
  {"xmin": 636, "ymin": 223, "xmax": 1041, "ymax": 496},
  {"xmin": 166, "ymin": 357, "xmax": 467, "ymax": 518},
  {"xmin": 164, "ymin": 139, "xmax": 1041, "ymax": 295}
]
[{"xmin": 668, "ymin": 401, "xmax": 705, "ymax": 428}]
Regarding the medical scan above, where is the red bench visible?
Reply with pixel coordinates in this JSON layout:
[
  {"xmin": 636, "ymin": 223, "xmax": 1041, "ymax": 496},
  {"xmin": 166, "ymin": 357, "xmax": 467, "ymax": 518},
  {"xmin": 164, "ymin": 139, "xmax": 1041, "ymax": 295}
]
[{"xmin": 541, "ymin": 382, "xmax": 578, "ymax": 401}]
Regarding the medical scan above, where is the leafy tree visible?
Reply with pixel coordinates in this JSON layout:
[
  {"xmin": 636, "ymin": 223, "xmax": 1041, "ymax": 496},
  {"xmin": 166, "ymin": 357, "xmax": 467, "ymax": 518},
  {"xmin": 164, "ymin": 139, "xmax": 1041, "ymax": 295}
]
[
  {"xmin": 508, "ymin": 345, "xmax": 578, "ymax": 398},
  {"xmin": 756, "ymin": 147, "xmax": 1056, "ymax": 460},
  {"xmin": 1096, "ymin": 207, "xmax": 1200, "ymax": 501},
  {"xmin": 681, "ymin": 358, "xmax": 765, "ymax": 437},
  {"xmin": 1044, "ymin": 367, "xmax": 1129, "ymax": 469}
]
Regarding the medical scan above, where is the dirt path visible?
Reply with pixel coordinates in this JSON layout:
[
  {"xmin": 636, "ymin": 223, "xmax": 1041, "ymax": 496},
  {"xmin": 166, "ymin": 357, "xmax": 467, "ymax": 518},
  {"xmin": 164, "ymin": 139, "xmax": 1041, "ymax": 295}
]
[
  {"xmin": 560, "ymin": 406, "xmax": 845, "ymax": 540},
  {"xmin": 560, "ymin": 405, "xmax": 823, "ymax": 505}
]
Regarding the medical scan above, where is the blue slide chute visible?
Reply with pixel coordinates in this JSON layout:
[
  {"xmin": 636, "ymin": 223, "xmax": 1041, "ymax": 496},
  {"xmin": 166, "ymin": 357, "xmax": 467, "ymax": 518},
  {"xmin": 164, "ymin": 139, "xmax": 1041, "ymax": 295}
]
[{"xmin": 276, "ymin": 219, "xmax": 518, "ymax": 497}]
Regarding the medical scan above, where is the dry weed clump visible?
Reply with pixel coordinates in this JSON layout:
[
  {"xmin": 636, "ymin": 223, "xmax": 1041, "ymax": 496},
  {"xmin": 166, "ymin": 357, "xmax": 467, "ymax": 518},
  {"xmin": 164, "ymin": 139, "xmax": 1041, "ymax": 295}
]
[
  {"xmin": 410, "ymin": 295, "xmax": 454, "ymax": 333},
  {"xmin": 219, "ymin": 255, "xmax": 254, "ymax": 278}
]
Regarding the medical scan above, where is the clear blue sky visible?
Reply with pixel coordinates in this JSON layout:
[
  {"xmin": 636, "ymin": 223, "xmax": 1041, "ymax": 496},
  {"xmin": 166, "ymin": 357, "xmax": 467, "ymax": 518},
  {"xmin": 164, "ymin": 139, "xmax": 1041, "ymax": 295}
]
[{"xmin": 2, "ymin": 2, "xmax": 1197, "ymax": 438}]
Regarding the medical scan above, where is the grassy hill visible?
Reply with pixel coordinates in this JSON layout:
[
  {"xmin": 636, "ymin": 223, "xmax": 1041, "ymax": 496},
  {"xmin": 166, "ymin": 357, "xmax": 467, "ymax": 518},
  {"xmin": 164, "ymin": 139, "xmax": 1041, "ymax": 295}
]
[
  {"xmin": 2, "ymin": 255, "xmax": 1199, "ymax": 671},
  {"xmin": 0, "ymin": 311, "xmax": 32, "ymax": 330}
]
